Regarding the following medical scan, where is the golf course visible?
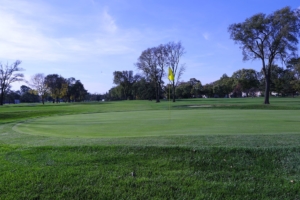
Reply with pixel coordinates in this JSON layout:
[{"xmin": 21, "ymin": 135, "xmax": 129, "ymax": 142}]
[{"xmin": 1, "ymin": 98, "xmax": 300, "ymax": 199}]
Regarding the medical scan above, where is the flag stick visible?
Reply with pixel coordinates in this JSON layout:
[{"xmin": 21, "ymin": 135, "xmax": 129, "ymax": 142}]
[{"xmin": 169, "ymin": 82, "xmax": 170, "ymax": 120}]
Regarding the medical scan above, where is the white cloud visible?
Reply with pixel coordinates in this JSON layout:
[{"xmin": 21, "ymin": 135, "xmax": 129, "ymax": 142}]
[
  {"xmin": 0, "ymin": 2, "xmax": 135, "ymax": 62},
  {"xmin": 101, "ymin": 10, "xmax": 118, "ymax": 33},
  {"xmin": 202, "ymin": 32, "xmax": 209, "ymax": 40},
  {"xmin": 1, "ymin": 0, "xmax": 182, "ymax": 93},
  {"xmin": 0, "ymin": 14, "xmax": 61, "ymax": 61}
]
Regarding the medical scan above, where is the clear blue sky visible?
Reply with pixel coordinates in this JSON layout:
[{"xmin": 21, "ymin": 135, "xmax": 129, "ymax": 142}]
[{"xmin": 1, "ymin": 0, "xmax": 299, "ymax": 93}]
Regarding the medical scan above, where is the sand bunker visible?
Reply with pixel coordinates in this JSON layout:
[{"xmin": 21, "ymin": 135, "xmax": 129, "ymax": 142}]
[{"xmin": 188, "ymin": 105, "xmax": 212, "ymax": 108}]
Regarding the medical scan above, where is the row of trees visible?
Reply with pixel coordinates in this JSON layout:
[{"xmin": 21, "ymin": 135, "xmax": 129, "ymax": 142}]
[
  {"xmin": 109, "ymin": 6, "xmax": 300, "ymax": 104},
  {"xmin": 109, "ymin": 59, "xmax": 300, "ymax": 101},
  {"xmin": 30, "ymin": 74, "xmax": 87, "ymax": 104},
  {"xmin": 202, "ymin": 61, "xmax": 300, "ymax": 98},
  {"xmin": 0, "ymin": 60, "xmax": 88, "ymax": 105}
]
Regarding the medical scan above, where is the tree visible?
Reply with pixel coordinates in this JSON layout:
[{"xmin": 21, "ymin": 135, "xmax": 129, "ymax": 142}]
[
  {"xmin": 44, "ymin": 74, "xmax": 67, "ymax": 103},
  {"xmin": 0, "ymin": 60, "xmax": 24, "ymax": 105},
  {"xmin": 231, "ymin": 69, "xmax": 259, "ymax": 97},
  {"xmin": 228, "ymin": 6, "xmax": 300, "ymax": 104},
  {"xmin": 69, "ymin": 80, "xmax": 87, "ymax": 102},
  {"xmin": 176, "ymin": 82, "xmax": 193, "ymax": 98},
  {"xmin": 269, "ymin": 65, "xmax": 283, "ymax": 95},
  {"xmin": 113, "ymin": 71, "xmax": 140, "ymax": 100},
  {"xmin": 19, "ymin": 85, "xmax": 39, "ymax": 103},
  {"xmin": 30, "ymin": 73, "xmax": 48, "ymax": 104},
  {"xmin": 287, "ymin": 58, "xmax": 300, "ymax": 93},
  {"xmin": 65, "ymin": 77, "xmax": 76, "ymax": 102},
  {"xmin": 136, "ymin": 46, "xmax": 165, "ymax": 103},
  {"xmin": 202, "ymin": 83, "xmax": 214, "ymax": 98},
  {"xmin": 132, "ymin": 78, "xmax": 156, "ymax": 100},
  {"xmin": 281, "ymin": 69, "xmax": 297, "ymax": 96},
  {"xmin": 108, "ymin": 85, "xmax": 123, "ymax": 100},
  {"xmin": 166, "ymin": 41, "xmax": 186, "ymax": 102},
  {"xmin": 219, "ymin": 74, "xmax": 234, "ymax": 98},
  {"xmin": 5, "ymin": 88, "xmax": 21, "ymax": 104},
  {"xmin": 189, "ymin": 78, "xmax": 202, "ymax": 97},
  {"xmin": 20, "ymin": 85, "xmax": 31, "ymax": 94}
]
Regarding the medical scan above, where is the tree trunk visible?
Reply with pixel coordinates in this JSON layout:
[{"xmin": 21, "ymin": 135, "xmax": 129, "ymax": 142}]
[
  {"xmin": 0, "ymin": 89, "xmax": 4, "ymax": 105},
  {"xmin": 155, "ymin": 83, "xmax": 160, "ymax": 103},
  {"xmin": 264, "ymin": 74, "xmax": 270, "ymax": 104}
]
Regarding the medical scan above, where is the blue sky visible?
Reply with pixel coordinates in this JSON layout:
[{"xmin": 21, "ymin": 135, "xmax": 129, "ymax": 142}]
[{"xmin": 1, "ymin": 0, "xmax": 299, "ymax": 93}]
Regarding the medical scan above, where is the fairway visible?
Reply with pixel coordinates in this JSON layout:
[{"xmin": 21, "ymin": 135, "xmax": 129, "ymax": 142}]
[{"xmin": 13, "ymin": 109, "xmax": 300, "ymax": 138}]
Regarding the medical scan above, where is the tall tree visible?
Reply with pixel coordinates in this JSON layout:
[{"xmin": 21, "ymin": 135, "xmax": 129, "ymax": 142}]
[
  {"xmin": 0, "ymin": 60, "xmax": 24, "ymax": 105},
  {"xmin": 30, "ymin": 73, "xmax": 48, "ymax": 104},
  {"xmin": 136, "ymin": 47, "xmax": 163, "ymax": 102},
  {"xmin": 153, "ymin": 44, "xmax": 168, "ymax": 101},
  {"xmin": 228, "ymin": 6, "xmax": 300, "ymax": 104},
  {"xmin": 113, "ymin": 71, "xmax": 140, "ymax": 100},
  {"xmin": 166, "ymin": 41, "xmax": 186, "ymax": 102}
]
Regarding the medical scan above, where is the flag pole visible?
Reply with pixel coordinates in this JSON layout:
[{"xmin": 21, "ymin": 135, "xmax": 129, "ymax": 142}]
[
  {"xmin": 168, "ymin": 67, "xmax": 174, "ymax": 120},
  {"xmin": 169, "ymin": 82, "xmax": 170, "ymax": 120}
]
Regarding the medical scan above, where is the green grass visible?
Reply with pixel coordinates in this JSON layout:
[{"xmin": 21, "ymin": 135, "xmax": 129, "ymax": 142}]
[
  {"xmin": 1, "ymin": 97, "xmax": 300, "ymax": 199},
  {"xmin": 12, "ymin": 109, "xmax": 300, "ymax": 138},
  {"xmin": 1, "ymin": 145, "xmax": 300, "ymax": 199}
]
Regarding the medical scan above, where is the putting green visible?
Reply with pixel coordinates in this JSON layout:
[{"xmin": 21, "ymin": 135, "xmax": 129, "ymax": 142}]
[{"xmin": 13, "ymin": 110, "xmax": 300, "ymax": 138}]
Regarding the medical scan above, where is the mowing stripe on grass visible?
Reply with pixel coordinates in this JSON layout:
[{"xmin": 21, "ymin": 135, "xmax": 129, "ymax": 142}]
[{"xmin": 12, "ymin": 109, "xmax": 300, "ymax": 138}]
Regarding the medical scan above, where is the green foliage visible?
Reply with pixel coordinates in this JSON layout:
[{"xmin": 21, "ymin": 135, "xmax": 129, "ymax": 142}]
[
  {"xmin": 132, "ymin": 78, "xmax": 156, "ymax": 100},
  {"xmin": 113, "ymin": 71, "xmax": 140, "ymax": 100},
  {"xmin": 176, "ymin": 82, "xmax": 193, "ymax": 98},
  {"xmin": 231, "ymin": 69, "xmax": 259, "ymax": 97}
]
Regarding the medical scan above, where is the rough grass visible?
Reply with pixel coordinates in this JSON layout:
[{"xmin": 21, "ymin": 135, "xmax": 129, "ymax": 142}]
[
  {"xmin": 1, "ymin": 97, "xmax": 300, "ymax": 199},
  {"xmin": 1, "ymin": 145, "xmax": 300, "ymax": 199}
]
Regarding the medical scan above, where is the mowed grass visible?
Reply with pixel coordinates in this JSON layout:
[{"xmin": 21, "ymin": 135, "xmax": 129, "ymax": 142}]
[
  {"xmin": 13, "ymin": 109, "xmax": 300, "ymax": 138},
  {"xmin": 1, "ymin": 97, "xmax": 300, "ymax": 199}
]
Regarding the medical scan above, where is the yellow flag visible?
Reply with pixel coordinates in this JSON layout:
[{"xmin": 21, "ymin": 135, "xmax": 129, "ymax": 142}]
[{"xmin": 168, "ymin": 67, "xmax": 174, "ymax": 81}]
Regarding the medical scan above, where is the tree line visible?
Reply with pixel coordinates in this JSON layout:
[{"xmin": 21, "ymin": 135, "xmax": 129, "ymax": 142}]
[
  {"xmin": 108, "ymin": 6, "xmax": 300, "ymax": 104},
  {"xmin": 0, "ymin": 61, "xmax": 88, "ymax": 105},
  {"xmin": 108, "ymin": 59, "xmax": 300, "ymax": 101},
  {"xmin": 202, "ymin": 60, "xmax": 300, "ymax": 98}
]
